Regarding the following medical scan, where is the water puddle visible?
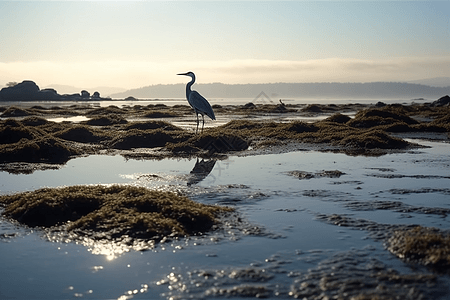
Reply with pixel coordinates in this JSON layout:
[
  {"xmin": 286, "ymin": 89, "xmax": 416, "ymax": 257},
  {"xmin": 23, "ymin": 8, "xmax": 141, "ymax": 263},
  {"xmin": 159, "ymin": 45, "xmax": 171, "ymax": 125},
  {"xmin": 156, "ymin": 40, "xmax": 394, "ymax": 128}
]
[
  {"xmin": 47, "ymin": 116, "xmax": 90, "ymax": 123},
  {"xmin": 1, "ymin": 139, "xmax": 450, "ymax": 299}
]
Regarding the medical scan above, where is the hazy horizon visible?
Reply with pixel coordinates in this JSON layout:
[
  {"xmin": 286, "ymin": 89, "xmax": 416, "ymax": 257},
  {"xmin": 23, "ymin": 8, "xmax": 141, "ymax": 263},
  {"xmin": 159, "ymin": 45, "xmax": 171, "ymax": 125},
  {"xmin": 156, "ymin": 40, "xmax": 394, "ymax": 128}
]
[
  {"xmin": 1, "ymin": 1, "xmax": 449, "ymax": 90},
  {"xmin": 1, "ymin": 76, "xmax": 449, "ymax": 98}
]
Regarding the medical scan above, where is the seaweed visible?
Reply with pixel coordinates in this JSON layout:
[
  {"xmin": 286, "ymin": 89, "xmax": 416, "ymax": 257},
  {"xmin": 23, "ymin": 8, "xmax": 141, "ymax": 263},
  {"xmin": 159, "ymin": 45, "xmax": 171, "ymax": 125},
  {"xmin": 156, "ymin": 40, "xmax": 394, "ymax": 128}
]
[
  {"xmin": 110, "ymin": 129, "xmax": 176, "ymax": 150},
  {"xmin": 348, "ymin": 108, "xmax": 419, "ymax": 129},
  {"xmin": 83, "ymin": 114, "xmax": 128, "ymax": 126},
  {"xmin": 54, "ymin": 125, "xmax": 107, "ymax": 143},
  {"xmin": 0, "ymin": 136, "xmax": 78, "ymax": 163},
  {"xmin": 85, "ymin": 105, "xmax": 126, "ymax": 116},
  {"xmin": 0, "ymin": 185, "xmax": 233, "ymax": 240},
  {"xmin": 0, "ymin": 106, "xmax": 33, "ymax": 117},
  {"xmin": 387, "ymin": 226, "xmax": 450, "ymax": 271},
  {"xmin": 1, "ymin": 102, "xmax": 448, "ymax": 170}
]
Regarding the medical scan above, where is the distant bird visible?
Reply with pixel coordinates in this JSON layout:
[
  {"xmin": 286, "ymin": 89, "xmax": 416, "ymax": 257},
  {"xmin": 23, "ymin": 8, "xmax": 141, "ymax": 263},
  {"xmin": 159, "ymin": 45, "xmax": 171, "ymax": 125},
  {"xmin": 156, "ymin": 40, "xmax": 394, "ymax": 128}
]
[{"xmin": 177, "ymin": 71, "xmax": 215, "ymax": 133}]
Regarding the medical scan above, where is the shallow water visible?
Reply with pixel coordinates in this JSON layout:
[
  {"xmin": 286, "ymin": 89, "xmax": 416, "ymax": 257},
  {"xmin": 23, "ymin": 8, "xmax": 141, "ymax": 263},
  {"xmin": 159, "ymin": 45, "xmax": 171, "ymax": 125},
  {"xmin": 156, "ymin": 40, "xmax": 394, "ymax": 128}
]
[
  {"xmin": 0, "ymin": 97, "xmax": 421, "ymax": 110},
  {"xmin": 1, "ymin": 139, "xmax": 450, "ymax": 299}
]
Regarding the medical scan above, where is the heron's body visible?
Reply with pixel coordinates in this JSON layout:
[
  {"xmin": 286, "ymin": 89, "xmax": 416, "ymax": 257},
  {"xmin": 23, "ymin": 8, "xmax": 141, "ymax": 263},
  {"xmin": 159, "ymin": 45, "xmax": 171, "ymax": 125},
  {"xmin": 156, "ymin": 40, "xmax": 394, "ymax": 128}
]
[{"xmin": 178, "ymin": 71, "xmax": 215, "ymax": 133}]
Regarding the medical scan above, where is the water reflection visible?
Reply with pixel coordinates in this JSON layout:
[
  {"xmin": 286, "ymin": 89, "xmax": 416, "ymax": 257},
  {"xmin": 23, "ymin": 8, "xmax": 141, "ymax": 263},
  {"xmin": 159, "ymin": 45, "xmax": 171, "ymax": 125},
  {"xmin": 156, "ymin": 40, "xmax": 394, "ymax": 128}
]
[
  {"xmin": 187, "ymin": 158, "xmax": 216, "ymax": 186},
  {"xmin": 46, "ymin": 116, "xmax": 90, "ymax": 123}
]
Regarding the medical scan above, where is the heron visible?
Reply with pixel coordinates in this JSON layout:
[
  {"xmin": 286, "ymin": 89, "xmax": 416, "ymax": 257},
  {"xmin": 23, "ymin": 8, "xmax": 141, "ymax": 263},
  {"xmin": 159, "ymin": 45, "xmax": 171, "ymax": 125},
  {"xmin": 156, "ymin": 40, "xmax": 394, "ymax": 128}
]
[{"xmin": 177, "ymin": 71, "xmax": 215, "ymax": 134}]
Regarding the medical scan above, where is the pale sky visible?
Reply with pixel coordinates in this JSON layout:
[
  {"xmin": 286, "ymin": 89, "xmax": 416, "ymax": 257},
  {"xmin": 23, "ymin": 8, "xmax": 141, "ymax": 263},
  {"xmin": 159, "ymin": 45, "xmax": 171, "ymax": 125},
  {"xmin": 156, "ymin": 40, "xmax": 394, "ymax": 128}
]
[{"xmin": 0, "ymin": 1, "xmax": 449, "ymax": 90}]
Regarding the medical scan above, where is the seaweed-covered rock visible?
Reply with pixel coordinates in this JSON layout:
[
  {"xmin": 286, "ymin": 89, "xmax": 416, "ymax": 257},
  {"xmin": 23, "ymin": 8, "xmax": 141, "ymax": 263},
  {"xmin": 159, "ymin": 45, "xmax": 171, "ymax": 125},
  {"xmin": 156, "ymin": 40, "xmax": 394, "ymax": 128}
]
[
  {"xmin": 0, "ymin": 124, "xmax": 34, "ymax": 144},
  {"xmin": 339, "ymin": 130, "xmax": 409, "ymax": 149},
  {"xmin": 83, "ymin": 114, "xmax": 128, "ymax": 126},
  {"xmin": 85, "ymin": 106, "xmax": 125, "ymax": 116},
  {"xmin": 0, "ymin": 185, "xmax": 233, "ymax": 240},
  {"xmin": 111, "ymin": 129, "xmax": 175, "ymax": 149},
  {"xmin": 243, "ymin": 102, "xmax": 256, "ymax": 109},
  {"xmin": 142, "ymin": 111, "xmax": 178, "ymax": 118},
  {"xmin": 282, "ymin": 121, "xmax": 317, "ymax": 133},
  {"xmin": 287, "ymin": 170, "xmax": 346, "ymax": 179},
  {"xmin": 0, "ymin": 136, "xmax": 78, "ymax": 163},
  {"xmin": 387, "ymin": 226, "xmax": 450, "ymax": 271},
  {"xmin": 348, "ymin": 108, "xmax": 419, "ymax": 128},
  {"xmin": 125, "ymin": 121, "xmax": 181, "ymax": 131},
  {"xmin": 20, "ymin": 116, "xmax": 49, "ymax": 126},
  {"xmin": 54, "ymin": 125, "xmax": 105, "ymax": 143},
  {"xmin": 0, "ymin": 106, "xmax": 32, "ymax": 117},
  {"xmin": 301, "ymin": 104, "xmax": 322, "ymax": 113},
  {"xmin": 194, "ymin": 134, "xmax": 249, "ymax": 153},
  {"xmin": 324, "ymin": 113, "xmax": 352, "ymax": 124}
]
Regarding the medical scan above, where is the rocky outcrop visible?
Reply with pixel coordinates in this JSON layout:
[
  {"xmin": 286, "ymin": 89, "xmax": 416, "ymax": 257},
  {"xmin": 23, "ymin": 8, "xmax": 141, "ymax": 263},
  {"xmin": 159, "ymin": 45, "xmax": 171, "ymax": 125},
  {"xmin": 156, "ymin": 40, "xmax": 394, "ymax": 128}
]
[
  {"xmin": 0, "ymin": 81, "xmax": 60, "ymax": 101},
  {"xmin": 0, "ymin": 80, "xmax": 106, "ymax": 101},
  {"xmin": 431, "ymin": 95, "xmax": 450, "ymax": 107}
]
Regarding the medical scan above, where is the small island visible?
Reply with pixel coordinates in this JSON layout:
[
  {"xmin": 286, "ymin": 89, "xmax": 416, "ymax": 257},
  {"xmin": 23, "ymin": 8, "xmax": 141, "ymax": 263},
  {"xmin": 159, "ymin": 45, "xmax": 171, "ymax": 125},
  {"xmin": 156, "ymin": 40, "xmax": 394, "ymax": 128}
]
[{"xmin": 0, "ymin": 80, "xmax": 110, "ymax": 101}]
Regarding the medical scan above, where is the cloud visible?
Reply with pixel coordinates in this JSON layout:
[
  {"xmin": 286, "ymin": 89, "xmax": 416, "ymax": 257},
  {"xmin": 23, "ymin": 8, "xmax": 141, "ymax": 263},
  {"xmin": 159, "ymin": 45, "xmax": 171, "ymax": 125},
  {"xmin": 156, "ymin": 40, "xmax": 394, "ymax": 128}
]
[
  {"xmin": 198, "ymin": 57, "xmax": 450, "ymax": 83},
  {"xmin": 1, "ymin": 56, "xmax": 449, "ymax": 89}
]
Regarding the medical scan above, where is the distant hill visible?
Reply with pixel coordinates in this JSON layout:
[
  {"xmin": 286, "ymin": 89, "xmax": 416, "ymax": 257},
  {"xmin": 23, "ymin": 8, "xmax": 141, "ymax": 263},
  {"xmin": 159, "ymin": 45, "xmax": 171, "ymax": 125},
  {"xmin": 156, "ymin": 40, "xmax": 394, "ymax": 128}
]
[
  {"xmin": 111, "ymin": 82, "xmax": 450, "ymax": 100},
  {"xmin": 406, "ymin": 77, "xmax": 450, "ymax": 88}
]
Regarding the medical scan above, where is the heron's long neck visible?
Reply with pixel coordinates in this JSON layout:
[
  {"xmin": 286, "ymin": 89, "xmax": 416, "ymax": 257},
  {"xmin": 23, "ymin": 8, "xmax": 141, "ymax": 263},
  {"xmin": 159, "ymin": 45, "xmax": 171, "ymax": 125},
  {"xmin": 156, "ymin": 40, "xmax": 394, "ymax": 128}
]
[{"xmin": 186, "ymin": 76, "xmax": 195, "ymax": 99}]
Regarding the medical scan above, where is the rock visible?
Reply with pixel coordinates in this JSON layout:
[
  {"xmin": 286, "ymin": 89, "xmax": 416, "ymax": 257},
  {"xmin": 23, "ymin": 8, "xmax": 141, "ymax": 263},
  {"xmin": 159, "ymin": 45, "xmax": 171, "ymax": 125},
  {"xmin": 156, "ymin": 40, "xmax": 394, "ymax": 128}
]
[
  {"xmin": 0, "ymin": 81, "xmax": 39, "ymax": 100},
  {"xmin": 92, "ymin": 91, "xmax": 100, "ymax": 99},
  {"xmin": 62, "ymin": 93, "xmax": 81, "ymax": 100},
  {"xmin": 39, "ymin": 88, "xmax": 60, "ymax": 100},
  {"xmin": 301, "ymin": 104, "xmax": 322, "ymax": 113},
  {"xmin": 0, "ymin": 81, "xmax": 61, "ymax": 101},
  {"xmin": 431, "ymin": 95, "xmax": 450, "ymax": 107},
  {"xmin": 81, "ymin": 90, "xmax": 90, "ymax": 98},
  {"xmin": 243, "ymin": 102, "xmax": 256, "ymax": 109}
]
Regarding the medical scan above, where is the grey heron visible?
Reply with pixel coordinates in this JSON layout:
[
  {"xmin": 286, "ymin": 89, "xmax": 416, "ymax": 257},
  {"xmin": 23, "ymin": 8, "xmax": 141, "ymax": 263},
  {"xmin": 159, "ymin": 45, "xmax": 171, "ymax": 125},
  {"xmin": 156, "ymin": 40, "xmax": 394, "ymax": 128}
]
[{"xmin": 177, "ymin": 71, "xmax": 215, "ymax": 133}]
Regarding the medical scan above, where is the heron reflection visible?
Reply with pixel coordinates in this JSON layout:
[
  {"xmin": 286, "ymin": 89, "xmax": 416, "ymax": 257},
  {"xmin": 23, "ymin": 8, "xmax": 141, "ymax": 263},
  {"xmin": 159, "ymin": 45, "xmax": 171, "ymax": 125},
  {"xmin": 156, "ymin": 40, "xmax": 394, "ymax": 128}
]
[{"xmin": 187, "ymin": 158, "xmax": 216, "ymax": 186}]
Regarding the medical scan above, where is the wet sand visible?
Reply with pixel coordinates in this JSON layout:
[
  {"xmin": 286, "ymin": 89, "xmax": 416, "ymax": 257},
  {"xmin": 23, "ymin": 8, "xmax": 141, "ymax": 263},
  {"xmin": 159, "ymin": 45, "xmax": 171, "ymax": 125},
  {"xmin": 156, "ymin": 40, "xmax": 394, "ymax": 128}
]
[{"xmin": 1, "ymin": 101, "xmax": 450, "ymax": 299}]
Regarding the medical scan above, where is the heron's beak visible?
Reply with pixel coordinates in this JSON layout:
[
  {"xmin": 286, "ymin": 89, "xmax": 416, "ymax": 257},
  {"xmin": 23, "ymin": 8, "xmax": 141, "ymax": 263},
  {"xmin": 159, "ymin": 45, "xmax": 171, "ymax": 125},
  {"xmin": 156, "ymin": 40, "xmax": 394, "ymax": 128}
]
[{"xmin": 177, "ymin": 72, "xmax": 188, "ymax": 76}]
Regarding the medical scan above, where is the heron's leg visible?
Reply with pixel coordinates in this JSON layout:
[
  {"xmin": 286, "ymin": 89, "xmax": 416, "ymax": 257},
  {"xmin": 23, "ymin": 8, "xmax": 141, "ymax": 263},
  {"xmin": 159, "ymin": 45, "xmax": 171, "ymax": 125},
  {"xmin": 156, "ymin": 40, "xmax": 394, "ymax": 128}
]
[
  {"xmin": 201, "ymin": 115, "xmax": 205, "ymax": 133},
  {"xmin": 196, "ymin": 113, "xmax": 199, "ymax": 134}
]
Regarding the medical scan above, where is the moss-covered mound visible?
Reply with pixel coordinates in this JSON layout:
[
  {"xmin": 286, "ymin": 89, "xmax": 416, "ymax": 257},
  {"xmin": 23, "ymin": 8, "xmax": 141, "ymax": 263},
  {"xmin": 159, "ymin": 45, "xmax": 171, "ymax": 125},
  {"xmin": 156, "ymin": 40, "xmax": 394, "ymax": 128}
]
[
  {"xmin": 193, "ymin": 134, "xmax": 249, "ymax": 153},
  {"xmin": 20, "ymin": 116, "xmax": 49, "ymax": 126},
  {"xmin": 0, "ymin": 106, "xmax": 33, "ymax": 117},
  {"xmin": 142, "ymin": 111, "xmax": 178, "ymax": 118},
  {"xmin": 0, "ymin": 185, "xmax": 233, "ymax": 240},
  {"xmin": 348, "ymin": 108, "xmax": 419, "ymax": 128},
  {"xmin": 85, "ymin": 105, "xmax": 126, "ymax": 116},
  {"xmin": 324, "ymin": 113, "xmax": 351, "ymax": 124},
  {"xmin": 110, "ymin": 129, "xmax": 176, "ymax": 149},
  {"xmin": 0, "ymin": 118, "xmax": 80, "ymax": 163},
  {"xmin": 0, "ymin": 136, "xmax": 78, "ymax": 163},
  {"xmin": 125, "ymin": 121, "xmax": 181, "ymax": 131},
  {"xmin": 83, "ymin": 114, "xmax": 128, "ymax": 126},
  {"xmin": 54, "ymin": 125, "xmax": 106, "ymax": 143},
  {"xmin": 387, "ymin": 226, "xmax": 450, "ymax": 271},
  {"xmin": 0, "ymin": 124, "xmax": 35, "ymax": 144}
]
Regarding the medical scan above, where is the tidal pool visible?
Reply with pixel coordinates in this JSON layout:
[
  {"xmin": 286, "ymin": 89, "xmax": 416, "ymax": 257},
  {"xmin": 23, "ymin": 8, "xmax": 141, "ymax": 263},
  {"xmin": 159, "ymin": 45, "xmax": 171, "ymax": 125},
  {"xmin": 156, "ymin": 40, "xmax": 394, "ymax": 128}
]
[{"xmin": 1, "ymin": 139, "xmax": 450, "ymax": 299}]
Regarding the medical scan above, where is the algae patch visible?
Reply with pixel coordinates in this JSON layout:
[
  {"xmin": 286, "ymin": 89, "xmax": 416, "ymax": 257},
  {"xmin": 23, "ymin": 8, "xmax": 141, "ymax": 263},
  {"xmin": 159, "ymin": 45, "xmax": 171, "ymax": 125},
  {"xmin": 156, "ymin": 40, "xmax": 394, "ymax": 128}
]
[
  {"xmin": 387, "ymin": 226, "xmax": 450, "ymax": 270},
  {"xmin": 286, "ymin": 170, "xmax": 346, "ymax": 180},
  {"xmin": 0, "ymin": 185, "xmax": 233, "ymax": 241}
]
